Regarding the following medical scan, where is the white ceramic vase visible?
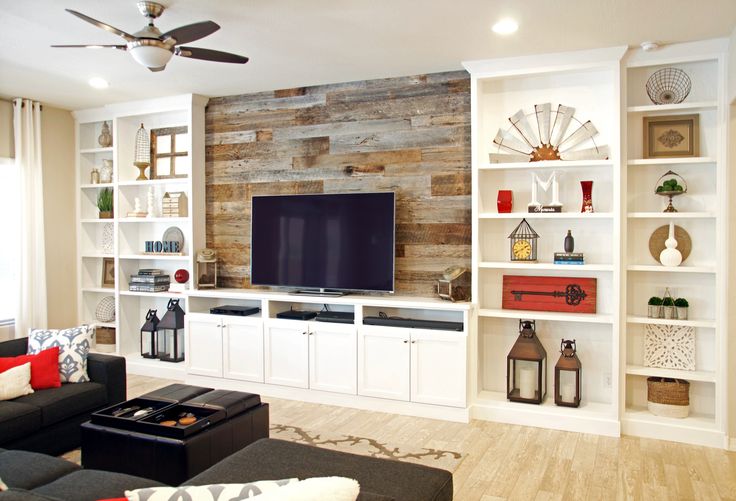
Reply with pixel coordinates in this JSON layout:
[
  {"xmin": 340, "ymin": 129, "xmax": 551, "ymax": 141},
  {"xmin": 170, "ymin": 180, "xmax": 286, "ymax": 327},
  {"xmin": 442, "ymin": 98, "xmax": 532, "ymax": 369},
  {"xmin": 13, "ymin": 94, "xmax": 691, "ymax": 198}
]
[
  {"xmin": 99, "ymin": 159, "xmax": 113, "ymax": 183},
  {"xmin": 659, "ymin": 222, "xmax": 682, "ymax": 267}
]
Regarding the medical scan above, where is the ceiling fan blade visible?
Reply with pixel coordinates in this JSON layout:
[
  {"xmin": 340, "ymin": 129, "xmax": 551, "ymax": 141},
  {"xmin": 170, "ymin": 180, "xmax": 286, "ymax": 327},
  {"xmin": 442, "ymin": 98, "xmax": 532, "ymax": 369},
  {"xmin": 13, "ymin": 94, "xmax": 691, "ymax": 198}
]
[
  {"xmin": 162, "ymin": 21, "xmax": 220, "ymax": 45},
  {"xmin": 148, "ymin": 66, "xmax": 167, "ymax": 72},
  {"xmin": 51, "ymin": 44, "xmax": 127, "ymax": 50},
  {"xmin": 176, "ymin": 46, "xmax": 248, "ymax": 64},
  {"xmin": 65, "ymin": 9, "xmax": 135, "ymax": 42}
]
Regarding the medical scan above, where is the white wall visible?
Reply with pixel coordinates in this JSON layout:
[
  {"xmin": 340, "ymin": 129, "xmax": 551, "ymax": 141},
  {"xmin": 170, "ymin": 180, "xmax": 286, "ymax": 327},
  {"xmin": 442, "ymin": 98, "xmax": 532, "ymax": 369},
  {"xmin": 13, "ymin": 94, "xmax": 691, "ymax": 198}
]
[{"xmin": 40, "ymin": 106, "xmax": 77, "ymax": 329}]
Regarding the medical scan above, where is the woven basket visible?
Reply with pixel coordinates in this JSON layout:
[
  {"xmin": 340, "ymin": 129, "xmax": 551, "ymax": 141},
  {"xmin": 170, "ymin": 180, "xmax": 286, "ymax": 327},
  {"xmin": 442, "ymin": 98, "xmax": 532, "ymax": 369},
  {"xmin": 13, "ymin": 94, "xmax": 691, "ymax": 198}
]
[
  {"xmin": 647, "ymin": 377, "xmax": 689, "ymax": 418},
  {"xmin": 95, "ymin": 326, "xmax": 116, "ymax": 353}
]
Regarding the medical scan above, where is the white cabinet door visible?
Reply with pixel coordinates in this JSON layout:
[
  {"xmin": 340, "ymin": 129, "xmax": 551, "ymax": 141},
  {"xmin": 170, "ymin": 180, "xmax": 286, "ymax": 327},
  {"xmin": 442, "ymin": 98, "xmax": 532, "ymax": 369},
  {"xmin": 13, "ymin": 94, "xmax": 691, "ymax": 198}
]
[
  {"xmin": 410, "ymin": 330, "xmax": 467, "ymax": 408},
  {"xmin": 264, "ymin": 320, "xmax": 309, "ymax": 388},
  {"xmin": 223, "ymin": 317, "xmax": 264, "ymax": 383},
  {"xmin": 186, "ymin": 314, "xmax": 223, "ymax": 378},
  {"xmin": 309, "ymin": 322, "xmax": 357, "ymax": 395},
  {"xmin": 357, "ymin": 326, "xmax": 410, "ymax": 401}
]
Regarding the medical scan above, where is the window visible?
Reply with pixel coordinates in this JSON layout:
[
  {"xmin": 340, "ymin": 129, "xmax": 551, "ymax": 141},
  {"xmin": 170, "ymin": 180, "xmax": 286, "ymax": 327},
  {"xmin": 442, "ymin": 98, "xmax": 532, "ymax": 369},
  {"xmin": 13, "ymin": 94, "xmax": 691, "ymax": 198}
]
[{"xmin": 0, "ymin": 157, "xmax": 18, "ymax": 324}]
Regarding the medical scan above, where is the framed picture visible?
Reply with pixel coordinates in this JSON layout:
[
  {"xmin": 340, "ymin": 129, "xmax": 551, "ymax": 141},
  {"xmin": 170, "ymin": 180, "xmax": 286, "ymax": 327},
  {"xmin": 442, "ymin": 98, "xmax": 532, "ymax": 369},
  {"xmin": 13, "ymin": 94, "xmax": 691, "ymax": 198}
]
[
  {"xmin": 150, "ymin": 126, "xmax": 188, "ymax": 179},
  {"xmin": 643, "ymin": 114, "xmax": 699, "ymax": 159},
  {"xmin": 101, "ymin": 258, "xmax": 115, "ymax": 288}
]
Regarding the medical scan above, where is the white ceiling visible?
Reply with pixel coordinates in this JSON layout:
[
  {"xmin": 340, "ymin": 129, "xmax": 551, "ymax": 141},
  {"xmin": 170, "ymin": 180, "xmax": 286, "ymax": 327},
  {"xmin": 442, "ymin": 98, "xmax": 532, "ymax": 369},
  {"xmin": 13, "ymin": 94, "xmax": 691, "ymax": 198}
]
[{"xmin": 1, "ymin": 0, "xmax": 735, "ymax": 111}]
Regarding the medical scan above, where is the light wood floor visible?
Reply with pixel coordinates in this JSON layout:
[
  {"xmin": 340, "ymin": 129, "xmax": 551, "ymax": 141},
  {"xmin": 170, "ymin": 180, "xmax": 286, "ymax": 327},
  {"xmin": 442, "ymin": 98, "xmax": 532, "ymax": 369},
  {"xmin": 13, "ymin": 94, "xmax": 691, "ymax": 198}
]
[{"xmin": 127, "ymin": 375, "xmax": 736, "ymax": 500}]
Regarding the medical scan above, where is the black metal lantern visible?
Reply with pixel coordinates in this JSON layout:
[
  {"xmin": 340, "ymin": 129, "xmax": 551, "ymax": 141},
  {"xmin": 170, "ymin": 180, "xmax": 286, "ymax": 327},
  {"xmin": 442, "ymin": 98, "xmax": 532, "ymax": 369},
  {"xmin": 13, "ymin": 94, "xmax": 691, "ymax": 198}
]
[
  {"xmin": 507, "ymin": 320, "xmax": 547, "ymax": 404},
  {"xmin": 140, "ymin": 308, "xmax": 159, "ymax": 359},
  {"xmin": 509, "ymin": 218, "xmax": 539, "ymax": 262},
  {"xmin": 554, "ymin": 339, "xmax": 582, "ymax": 407},
  {"xmin": 157, "ymin": 299, "xmax": 185, "ymax": 363}
]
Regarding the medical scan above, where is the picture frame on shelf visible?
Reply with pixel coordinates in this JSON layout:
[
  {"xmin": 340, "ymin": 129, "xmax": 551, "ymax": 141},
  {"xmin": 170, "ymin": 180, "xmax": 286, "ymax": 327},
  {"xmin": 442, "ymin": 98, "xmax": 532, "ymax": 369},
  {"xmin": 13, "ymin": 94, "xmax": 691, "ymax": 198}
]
[
  {"xmin": 643, "ymin": 114, "xmax": 699, "ymax": 159},
  {"xmin": 101, "ymin": 258, "xmax": 115, "ymax": 288},
  {"xmin": 151, "ymin": 126, "xmax": 188, "ymax": 179}
]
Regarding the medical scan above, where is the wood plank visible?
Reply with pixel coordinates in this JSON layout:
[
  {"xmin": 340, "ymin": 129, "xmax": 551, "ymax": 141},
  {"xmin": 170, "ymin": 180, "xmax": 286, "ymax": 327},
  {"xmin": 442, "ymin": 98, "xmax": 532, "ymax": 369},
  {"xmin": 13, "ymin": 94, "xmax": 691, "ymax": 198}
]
[
  {"xmin": 432, "ymin": 172, "xmax": 471, "ymax": 196},
  {"xmin": 293, "ymin": 149, "xmax": 422, "ymax": 170}
]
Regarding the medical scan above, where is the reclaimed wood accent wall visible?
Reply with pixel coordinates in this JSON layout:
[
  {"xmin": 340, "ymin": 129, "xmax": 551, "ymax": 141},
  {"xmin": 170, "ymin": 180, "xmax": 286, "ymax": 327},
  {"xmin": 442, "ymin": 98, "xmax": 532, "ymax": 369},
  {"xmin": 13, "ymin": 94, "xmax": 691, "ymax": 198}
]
[{"xmin": 205, "ymin": 71, "xmax": 470, "ymax": 295}]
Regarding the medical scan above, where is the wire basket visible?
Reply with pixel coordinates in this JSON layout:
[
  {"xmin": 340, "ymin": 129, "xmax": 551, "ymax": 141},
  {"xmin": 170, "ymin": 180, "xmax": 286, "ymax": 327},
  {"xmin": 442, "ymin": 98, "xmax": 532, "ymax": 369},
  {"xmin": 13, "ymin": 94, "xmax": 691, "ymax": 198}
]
[
  {"xmin": 646, "ymin": 67, "xmax": 691, "ymax": 105},
  {"xmin": 654, "ymin": 170, "xmax": 687, "ymax": 212}
]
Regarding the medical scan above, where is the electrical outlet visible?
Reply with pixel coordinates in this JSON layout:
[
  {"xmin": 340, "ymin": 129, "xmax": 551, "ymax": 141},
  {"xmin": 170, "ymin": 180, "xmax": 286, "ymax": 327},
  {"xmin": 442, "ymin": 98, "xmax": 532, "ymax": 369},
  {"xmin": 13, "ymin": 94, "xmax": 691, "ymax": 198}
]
[{"xmin": 603, "ymin": 373, "xmax": 613, "ymax": 388}]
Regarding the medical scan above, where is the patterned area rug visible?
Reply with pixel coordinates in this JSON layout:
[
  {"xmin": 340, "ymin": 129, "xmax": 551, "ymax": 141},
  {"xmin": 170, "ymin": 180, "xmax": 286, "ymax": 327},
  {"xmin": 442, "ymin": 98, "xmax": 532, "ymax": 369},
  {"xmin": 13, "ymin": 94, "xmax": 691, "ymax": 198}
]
[
  {"xmin": 269, "ymin": 423, "xmax": 464, "ymax": 472},
  {"xmin": 62, "ymin": 423, "xmax": 464, "ymax": 473}
]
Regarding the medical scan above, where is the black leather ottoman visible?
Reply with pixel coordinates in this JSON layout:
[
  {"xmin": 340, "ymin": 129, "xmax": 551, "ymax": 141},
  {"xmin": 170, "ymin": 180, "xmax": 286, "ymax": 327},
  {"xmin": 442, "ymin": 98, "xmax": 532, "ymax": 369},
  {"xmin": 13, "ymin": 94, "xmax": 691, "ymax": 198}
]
[{"xmin": 80, "ymin": 386, "xmax": 269, "ymax": 485}]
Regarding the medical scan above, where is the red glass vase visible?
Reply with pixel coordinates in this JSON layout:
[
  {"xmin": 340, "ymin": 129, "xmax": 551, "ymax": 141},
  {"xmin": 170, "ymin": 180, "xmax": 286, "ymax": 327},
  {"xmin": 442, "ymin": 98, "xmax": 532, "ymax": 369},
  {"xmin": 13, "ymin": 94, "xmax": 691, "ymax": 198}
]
[
  {"xmin": 497, "ymin": 190, "xmax": 513, "ymax": 213},
  {"xmin": 580, "ymin": 181, "xmax": 594, "ymax": 213}
]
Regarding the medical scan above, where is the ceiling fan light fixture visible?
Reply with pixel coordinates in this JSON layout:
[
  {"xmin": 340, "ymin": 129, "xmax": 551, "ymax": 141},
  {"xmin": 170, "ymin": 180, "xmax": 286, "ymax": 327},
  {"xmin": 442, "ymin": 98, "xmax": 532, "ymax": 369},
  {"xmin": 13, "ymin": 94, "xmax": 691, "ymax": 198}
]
[{"xmin": 129, "ymin": 42, "xmax": 173, "ymax": 68}]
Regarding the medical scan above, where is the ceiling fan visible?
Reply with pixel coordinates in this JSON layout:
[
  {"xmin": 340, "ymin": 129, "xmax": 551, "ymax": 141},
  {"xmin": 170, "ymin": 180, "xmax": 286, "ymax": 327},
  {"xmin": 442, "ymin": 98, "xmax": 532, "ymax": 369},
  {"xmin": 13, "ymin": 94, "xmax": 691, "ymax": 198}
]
[{"xmin": 52, "ymin": 1, "xmax": 249, "ymax": 72}]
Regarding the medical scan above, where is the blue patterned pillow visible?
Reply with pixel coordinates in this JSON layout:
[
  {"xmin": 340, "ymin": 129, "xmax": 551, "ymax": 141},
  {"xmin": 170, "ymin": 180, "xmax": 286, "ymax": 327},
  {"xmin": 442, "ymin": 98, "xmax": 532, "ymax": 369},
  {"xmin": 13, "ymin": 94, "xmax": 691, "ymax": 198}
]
[{"xmin": 28, "ymin": 326, "xmax": 92, "ymax": 383}]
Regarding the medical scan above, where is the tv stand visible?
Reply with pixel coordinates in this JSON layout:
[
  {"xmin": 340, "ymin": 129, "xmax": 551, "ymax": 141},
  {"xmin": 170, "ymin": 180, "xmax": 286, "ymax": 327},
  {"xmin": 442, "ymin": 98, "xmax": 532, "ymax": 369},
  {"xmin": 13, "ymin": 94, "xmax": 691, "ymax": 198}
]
[{"xmin": 290, "ymin": 288, "xmax": 348, "ymax": 297}]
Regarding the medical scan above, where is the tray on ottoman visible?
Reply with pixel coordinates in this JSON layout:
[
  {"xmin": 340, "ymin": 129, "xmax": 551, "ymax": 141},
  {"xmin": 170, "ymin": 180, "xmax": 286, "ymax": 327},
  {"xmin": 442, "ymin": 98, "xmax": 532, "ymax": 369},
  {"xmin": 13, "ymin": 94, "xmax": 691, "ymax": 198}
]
[
  {"xmin": 137, "ymin": 403, "xmax": 225, "ymax": 438},
  {"xmin": 90, "ymin": 397, "xmax": 176, "ymax": 432}
]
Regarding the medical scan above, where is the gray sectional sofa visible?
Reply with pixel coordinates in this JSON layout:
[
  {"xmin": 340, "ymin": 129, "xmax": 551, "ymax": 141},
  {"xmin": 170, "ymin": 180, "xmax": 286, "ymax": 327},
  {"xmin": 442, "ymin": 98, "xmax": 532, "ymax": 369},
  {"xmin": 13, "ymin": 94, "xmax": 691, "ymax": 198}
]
[
  {"xmin": 0, "ymin": 439, "xmax": 453, "ymax": 501},
  {"xmin": 0, "ymin": 337, "xmax": 127, "ymax": 455}
]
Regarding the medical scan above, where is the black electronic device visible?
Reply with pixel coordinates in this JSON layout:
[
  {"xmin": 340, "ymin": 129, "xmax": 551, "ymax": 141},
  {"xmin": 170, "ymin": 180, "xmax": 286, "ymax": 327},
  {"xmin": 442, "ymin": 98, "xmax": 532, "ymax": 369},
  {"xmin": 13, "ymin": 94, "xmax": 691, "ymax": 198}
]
[
  {"xmin": 363, "ymin": 315, "xmax": 463, "ymax": 332},
  {"xmin": 315, "ymin": 311, "xmax": 355, "ymax": 324},
  {"xmin": 251, "ymin": 192, "xmax": 396, "ymax": 294},
  {"xmin": 276, "ymin": 309, "xmax": 318, "ymax": 321},
  {"xmin": 209, "ymin": 305, "xmax": 261, "ymax": 317}
]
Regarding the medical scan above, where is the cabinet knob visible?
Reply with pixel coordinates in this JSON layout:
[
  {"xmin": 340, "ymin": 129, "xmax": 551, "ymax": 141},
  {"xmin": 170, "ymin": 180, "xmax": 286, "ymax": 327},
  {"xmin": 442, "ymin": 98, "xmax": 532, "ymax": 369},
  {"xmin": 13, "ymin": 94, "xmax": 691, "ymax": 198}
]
[
  {"xmin": 302, "ymin": 331, "xmax": 307, "ymax": 335},
  {"xmin": 403, "ymin": 340, "xmax": 408, "ymax": 343},
  {"xmin": 411, "ymin": 340, "xmax": 416, "ymax": 344}
]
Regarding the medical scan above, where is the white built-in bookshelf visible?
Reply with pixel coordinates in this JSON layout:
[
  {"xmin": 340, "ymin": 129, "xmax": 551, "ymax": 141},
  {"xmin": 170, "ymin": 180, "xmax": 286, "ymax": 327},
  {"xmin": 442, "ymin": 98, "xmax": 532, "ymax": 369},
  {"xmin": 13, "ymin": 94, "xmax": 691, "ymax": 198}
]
[
  {"xmin": 73, "ymin": 95, "xmax": 207, "ymax": 380},
  {"xmin": 464, "ymin": 38, "xmax": 728, "ymax": 447}
]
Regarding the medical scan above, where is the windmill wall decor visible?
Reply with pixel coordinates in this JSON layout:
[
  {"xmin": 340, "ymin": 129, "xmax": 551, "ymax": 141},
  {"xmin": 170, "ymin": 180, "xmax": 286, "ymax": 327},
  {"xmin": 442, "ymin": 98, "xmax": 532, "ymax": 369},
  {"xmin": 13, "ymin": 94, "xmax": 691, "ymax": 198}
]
[{"xmin": 491, "ymin": 103, "xmax": 609, "ymax": 163}]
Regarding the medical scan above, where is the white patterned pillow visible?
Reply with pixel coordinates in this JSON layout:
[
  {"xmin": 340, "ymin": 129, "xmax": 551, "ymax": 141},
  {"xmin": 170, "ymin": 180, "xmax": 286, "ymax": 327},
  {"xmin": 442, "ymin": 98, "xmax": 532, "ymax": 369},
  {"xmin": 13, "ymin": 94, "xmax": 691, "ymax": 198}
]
[
  {"xmin": 28, "ymin": 326, "xmax": 92, "ymax": 383},
  {"xmin": 125, "ymin": 479, "xmax": 298, "ymax": 501},
  {"xmin": 251, "ymin": 477, "xmax": 360, "ymax": 501}
]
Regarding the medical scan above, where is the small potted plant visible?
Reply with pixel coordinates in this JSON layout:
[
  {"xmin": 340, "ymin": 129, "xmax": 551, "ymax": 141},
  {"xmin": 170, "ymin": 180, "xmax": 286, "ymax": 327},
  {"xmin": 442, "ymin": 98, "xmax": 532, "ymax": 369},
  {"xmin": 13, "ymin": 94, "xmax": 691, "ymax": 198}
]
[
  {"xmin": 647, "ymin": 296, "xmax": 663, "ymax": 318},
  {"xmin": 662, "ymin": 296, "xmax": 675, "ymax": 319},
  {"xmin": 674, "ymin": 298, "xmax": 689, "ymax": 320},
  {"xmin": 97, "ymin": 188, "xmax": 113, "ymax": 219}
]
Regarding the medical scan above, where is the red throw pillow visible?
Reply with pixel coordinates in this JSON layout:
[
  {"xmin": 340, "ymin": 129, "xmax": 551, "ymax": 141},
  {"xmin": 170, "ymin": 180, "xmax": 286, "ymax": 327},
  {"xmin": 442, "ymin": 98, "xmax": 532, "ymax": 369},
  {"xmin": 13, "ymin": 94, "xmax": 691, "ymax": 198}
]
[{"xmin": 0, "ymin": 347, "xmax": 61, "ymax": 389}]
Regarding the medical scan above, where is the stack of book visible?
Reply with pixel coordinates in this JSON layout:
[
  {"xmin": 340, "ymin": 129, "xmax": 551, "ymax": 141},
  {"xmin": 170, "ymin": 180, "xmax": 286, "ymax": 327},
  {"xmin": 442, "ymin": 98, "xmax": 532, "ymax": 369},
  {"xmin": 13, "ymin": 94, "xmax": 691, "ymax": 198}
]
[
  {"xmin": 554, "ymin": 252, "xmax": 584, "ymax": 265},
  {"xmin": 129, "ymin": 269, "xmax": 171, "ymax": 292}
]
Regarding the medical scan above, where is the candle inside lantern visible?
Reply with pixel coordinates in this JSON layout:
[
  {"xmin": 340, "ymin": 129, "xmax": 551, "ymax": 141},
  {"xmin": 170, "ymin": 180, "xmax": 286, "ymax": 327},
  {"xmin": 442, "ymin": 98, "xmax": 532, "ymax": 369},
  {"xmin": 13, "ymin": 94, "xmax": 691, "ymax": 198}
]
[
  {"xmin": 519, "ymin": 367, "xmax": 536, "ymax": 399},
  {"xmin": 561, "ymin": 383, "xmax": 575, "ymax": 403}
]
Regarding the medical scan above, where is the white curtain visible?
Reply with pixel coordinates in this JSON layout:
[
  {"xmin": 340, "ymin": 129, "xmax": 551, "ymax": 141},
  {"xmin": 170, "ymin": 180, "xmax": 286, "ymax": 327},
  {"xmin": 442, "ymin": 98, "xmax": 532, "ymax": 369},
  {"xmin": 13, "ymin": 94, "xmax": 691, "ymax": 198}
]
[{"xmin": 13, "ymin": 98, "xmax": 47, "ymax": 336}]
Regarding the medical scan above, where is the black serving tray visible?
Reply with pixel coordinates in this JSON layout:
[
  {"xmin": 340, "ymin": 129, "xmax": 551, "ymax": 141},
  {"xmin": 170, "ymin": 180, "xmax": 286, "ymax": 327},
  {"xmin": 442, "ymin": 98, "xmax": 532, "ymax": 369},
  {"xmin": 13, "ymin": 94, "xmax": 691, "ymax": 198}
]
[
  {"xmin": 91, "ymin": 397, "xmax": 175, "ymax": 431},
  {"xmin": 136, "ymin": 403, "xmax": 225, "ymax": 439}
]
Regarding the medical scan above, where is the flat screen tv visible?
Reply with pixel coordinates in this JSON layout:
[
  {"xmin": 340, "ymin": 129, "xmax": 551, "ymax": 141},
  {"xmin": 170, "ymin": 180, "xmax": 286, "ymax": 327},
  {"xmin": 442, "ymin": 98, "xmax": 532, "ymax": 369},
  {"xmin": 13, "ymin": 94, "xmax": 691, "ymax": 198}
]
[{"xmin": 251, "ymin": 192, "xmax": 395, "ymax": 293}]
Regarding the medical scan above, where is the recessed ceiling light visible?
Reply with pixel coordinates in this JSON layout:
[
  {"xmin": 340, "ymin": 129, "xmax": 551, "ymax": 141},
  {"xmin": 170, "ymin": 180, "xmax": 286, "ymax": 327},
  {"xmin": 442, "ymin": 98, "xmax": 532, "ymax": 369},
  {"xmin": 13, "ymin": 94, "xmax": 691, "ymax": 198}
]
[
  {"xmin": 492, "ymin": 18, "xmax": 519, "ymax": 35},
  {"xmin": 88, "ymin": 77, "xmax": 109, "ymax": 89}
]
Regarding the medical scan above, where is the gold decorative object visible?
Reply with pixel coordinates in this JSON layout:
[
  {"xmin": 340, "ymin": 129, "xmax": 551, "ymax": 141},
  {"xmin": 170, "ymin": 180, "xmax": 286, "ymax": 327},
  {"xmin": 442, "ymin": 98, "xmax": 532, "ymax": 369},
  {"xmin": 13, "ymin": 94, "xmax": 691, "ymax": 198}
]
[
  {"xmin": 134, "ymin": 123, "xmax": 151, "ymax": 180},
  {"xmin": 98, "ymin": 121, "xmax": 113, "ymax": 147},
  {"xmin": 654, "ymin": 170, "xmax": 687, "ymax": 212}
]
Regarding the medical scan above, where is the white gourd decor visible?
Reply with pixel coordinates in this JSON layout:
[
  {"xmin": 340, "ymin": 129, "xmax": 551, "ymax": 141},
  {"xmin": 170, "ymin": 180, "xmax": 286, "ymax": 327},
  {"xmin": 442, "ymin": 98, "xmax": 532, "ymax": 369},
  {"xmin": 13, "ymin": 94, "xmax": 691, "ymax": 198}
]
[{"xmin": 659, "ymin": 221, "xmax": 682, "ymax": 267}]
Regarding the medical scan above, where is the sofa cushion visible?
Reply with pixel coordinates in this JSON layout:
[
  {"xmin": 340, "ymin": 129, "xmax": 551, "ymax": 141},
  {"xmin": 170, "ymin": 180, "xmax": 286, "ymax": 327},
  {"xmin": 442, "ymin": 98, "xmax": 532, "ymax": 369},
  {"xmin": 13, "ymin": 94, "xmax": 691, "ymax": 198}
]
[
  {"xmin": 0, "ymin": 402, "xmax": 41, "ymax": 444},
  {"xmin": 0, "ymin": 450, "xmax": 79, "ymax": 490},
  {"xmin": 0, "ymin": 348, "xmax": 61, "ymax": 390},
  {"xmin": 28, "ymin": 326, "xmax": 92, "ymax": 384},
  {"xmin": 186, "ymin": 439, "xmax": 453, "ymax": 501},
  {"xmin": 12, "ymin": 382, "xmax": 107, "ymax": 427},
  {"xmin": 0, "ymin": 364, "xmax": 33, "ymax": 401},
  {"xmin": 0, "ymin": 489, "xmax": 63, "ymax": 501},
  {"xmin": 33, "ymin": 471, "xmax": 164, "ymax": 501}
]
